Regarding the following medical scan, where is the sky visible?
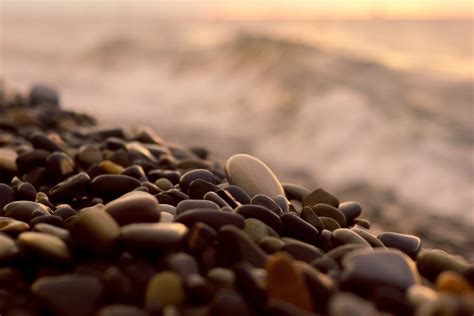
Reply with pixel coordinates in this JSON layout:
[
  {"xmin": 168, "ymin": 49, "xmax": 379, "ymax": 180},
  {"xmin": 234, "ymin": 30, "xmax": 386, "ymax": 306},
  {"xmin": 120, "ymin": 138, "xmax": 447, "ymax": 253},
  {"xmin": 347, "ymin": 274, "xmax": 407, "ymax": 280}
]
[{"xmin": 2, "ymin": 0, "xmax": 473, "ymax": 20}]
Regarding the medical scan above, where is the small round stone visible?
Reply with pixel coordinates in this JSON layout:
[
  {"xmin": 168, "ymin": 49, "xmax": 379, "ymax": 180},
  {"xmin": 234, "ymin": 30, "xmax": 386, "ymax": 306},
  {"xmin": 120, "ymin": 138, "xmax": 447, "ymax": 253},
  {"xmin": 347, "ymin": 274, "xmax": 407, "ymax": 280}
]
[
  {"xmin": 30, "ymin": 84, "xmax": 59, "ymax": 106},
  {"xmin": 46, "ymin": 152, "xmax": 76, "ymax": 180},
  {"xmin": 145, "ymin": 271, "xmax": 185, "ymax": 308},
  {"xmin": 319, "ymin": 216, "xmax": 341, "ymax": 232},
  {"xmin": 378, "ymin": 232, "xmax": 421, "ymax": 259},
  {"xmin": 0, "ymin": 233, "xmax": 18, "ymax": 263},
  {"xmin": 176, "ymin": 199, "xmax": 220, "ymax": 214},
  {"xmin": 225, "ymin": 154, "xmax": 284, "ymax": 198},
  {"xmin": 416, "ymin": 249, "xmax": 469, "ymax": 282},
  {"xmin": 331, "ymin": 228, "xmax": 371, "ymax": 247},
  {"xmin": 281, "ymin": 213, "xmax": 319, "ymax": 245},
  {"xmin": 235, "ymin": 205, "xmax": 283, "ymax": 234},
  {"xmin": 32, "ymin": 274, "xmax": 103, "ymax": 316},
  {"xmin": 265, "ymin": 252, "xmax": 313, "ymax": 312},
  {"xmin": 120, "ymin": 222, "xmax": 188, "ymax": 252},
  {"xmin": 18, "ymin": 231, "xmax": 71, "ymax": 264},
  {"xmin": 338, "ymin": 201, "xmax": 362, "ymax": 222},
  {"xmin": 70, "ymin": 207, "xmax": 120, "ymax": 258},
  {"xmin": 175, "ymin": 209, "xmax": 245, "ymax": 230},
  {"xmin": 282, "ymin": 183, "xmax": 310, "ymax": 202},
  {"xmin": 104, "ymin": 191, "xmax": 160, "ymax": 226},
  {"xmin": 48, "ymin": 172, "xmax": 90, "ymax": 204},
  {"xmin": 243, "ymin": 218, "xmax": 269, "ymax": 242},
  {"xmin": 91, "ymin": 174, "xmax": 141, "ymax": 200},
  {"xmin": 435, "ymin": 271, "xmax": 473, "ymax": 295},
  {"xmin": 312, "ymin": 204, "xmax": 346, "ymax": 227},
  {"xmin": 180, "ymin": 169, "xmax": 214, "ymax": 194},
  {"xmin": 303, "ymin": 188, "xmax": 339, "ymax": 208},
  {"xmin": 300, "ymin": 206, "xmax": 324, "ymax": 232},
  {"xmin": 0, "ymin": 183, "xmax": 15, "ymax": 212},
  {"xmin": 3, "ymin": 201, "xmax": 51, "ymax": 223}
]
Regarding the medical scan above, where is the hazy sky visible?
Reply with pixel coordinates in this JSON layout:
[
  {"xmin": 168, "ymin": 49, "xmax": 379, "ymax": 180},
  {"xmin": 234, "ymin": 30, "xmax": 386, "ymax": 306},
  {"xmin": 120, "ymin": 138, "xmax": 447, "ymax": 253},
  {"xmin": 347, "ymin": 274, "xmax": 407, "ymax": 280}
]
[{"xmin": 2, "ymin": 0, "xmax": 473, "ymax": 19}]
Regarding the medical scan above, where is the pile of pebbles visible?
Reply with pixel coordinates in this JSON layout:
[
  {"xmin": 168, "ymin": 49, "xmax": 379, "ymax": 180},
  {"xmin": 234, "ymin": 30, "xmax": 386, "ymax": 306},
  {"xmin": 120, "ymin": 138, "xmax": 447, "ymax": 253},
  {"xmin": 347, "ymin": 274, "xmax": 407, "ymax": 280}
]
[{"xmin": 0, "ymin": 84, "xmax": 473, "ymax": 316}]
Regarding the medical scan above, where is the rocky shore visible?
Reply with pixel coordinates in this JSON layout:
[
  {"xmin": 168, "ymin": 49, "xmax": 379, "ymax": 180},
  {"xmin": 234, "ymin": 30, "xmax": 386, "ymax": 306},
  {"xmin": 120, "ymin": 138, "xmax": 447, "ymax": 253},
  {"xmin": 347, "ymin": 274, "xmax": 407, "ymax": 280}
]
[{"xmin": 0, "ymin": 84, "xmax": 473, "ymax": 315}]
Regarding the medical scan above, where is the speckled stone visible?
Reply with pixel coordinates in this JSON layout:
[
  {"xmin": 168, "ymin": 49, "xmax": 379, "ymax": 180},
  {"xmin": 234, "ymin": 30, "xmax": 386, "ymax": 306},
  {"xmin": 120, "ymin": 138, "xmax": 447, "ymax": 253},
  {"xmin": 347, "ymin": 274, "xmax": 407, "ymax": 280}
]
[{"xmin": 225, "ymin": 154, "xmax": 284, "ymax": 198}]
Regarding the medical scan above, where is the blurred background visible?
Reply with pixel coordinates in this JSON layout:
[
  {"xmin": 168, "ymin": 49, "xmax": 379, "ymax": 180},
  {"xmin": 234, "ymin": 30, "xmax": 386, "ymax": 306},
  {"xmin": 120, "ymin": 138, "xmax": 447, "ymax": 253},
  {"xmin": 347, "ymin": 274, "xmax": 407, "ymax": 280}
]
[{"xmin": 1, "ymin": 1, "xmax": 473, "ymax": 249}]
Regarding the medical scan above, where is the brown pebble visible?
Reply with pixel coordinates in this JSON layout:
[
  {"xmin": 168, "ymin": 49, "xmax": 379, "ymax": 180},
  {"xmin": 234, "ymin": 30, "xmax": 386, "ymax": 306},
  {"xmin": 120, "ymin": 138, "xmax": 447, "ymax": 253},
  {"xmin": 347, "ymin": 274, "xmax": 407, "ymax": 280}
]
[
  {"xmin": 436, "ymin": 271, "xmax": 473, "ymax": 295},
  {"xmin": 265, "ymin": 252, "xmax": 313, "ymax": 312}
]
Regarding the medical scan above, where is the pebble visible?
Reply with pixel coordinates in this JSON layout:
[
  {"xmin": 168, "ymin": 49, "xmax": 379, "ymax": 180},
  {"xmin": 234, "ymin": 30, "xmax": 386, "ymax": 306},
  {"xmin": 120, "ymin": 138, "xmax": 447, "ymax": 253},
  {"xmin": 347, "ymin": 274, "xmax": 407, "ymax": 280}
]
[
  {"xmin": 416, "ymin": 249, "xmax": 469, "ymax": 282},
  {"xmin": 32, "ymin": 274, "xmax": 103, "ymax": 316},
  {"xmin": 176, "ymin": 208, "xmax": 245, "ymax": 230},
  {"xmin": 99, "ymin": 160, "xmax": 125, "ymax": 174},
  {"xmin": 319, "ymin": 216, "xmax": 341, "ymax": 232},
  {"xmin": 222, "ymin": 185, "xmax": 251, "ymax": 205},
  {"xmin": 218, "ymin": 225, "xmax": 268, "ymax": 268},
  {"xmin": 281, "ymin": 239, "xmax": 323, "ymax": 263},
  {"xmin": 48, "ymin": 172, "xmax": 90, "ymax": 204},
  {"xmin": 31, "ymin": 133, "xmax": 63, "ymax": 152},
  {"xmin": 435, "ymin": 270, "xmax": 472, "ymax": 294},
  {"xmin": 303, "ymin": 188, "xmax": 339, "ymax": 208},
  {"xmin": 378, "ymin": 231, "xmax": 421, "ymax": 259},
  {"xmin": 145, "ymin": 271, "xmax": 185, "ymax": 309},
  {"xmin": 225, "ymin": 154, "xmax": 284, "ymax": 198},
  {"xmin": 33, "ymin": 223, "xmax": 71, "ymax": 243},
  {"xmin": 351, "ymin": 227, "xmax": 385, "ymax": 248},
  {"xmin": 18, "ymin": 231, "xmax": 71, "ymax": 264},
  {"xmin": 90, "ymin": 174, "xmax": 141, "ymax": 200},
  {"xmin": 0, "ymin": 233, "xmax": 18, "ymax": 263},
  {"xmin": 0, "ymin": 217, "xmax": 30, "ymax": 234},
  {"xmin": 282, "ymin": 183, "xmax": 310, "ymax": 202},
  {"xmin": 209, "ymin": 289, "xmax": 252, "ymax": 316},
  {"xmin": 70, "ymin": 207, "xmax": 120, "ymax": 258},
  {"xmin": 312, "ymin": 204, "xmax": 346, "ymax": 227},
  {"xmin": 30, "ymin": 84, "xmax": 60, "ymax": 106},
  {"xmin": 341, "ymin": 248, "xmax": 419, "ymax": 292},
  {"xmin": 188, "ymin": 179, "xmax": 219, "ymax": 199},
  {"xmin": 331, "ymin": 228, "xmax": 371, "ymax": 247},
  {"xmin": 235, "ymin": 204, "xmax": 283, "ymax": 233},
  {"xmin": 251, "ymin": 194, "xmax": 283, "ymax": 215},
  {"xmin": 96, "ymin": 304, "xmax": 148, "ymax": 316},
  {"xmin": 407, "ymin": 284, "xmax": 438, "ymax": 306},
  {"xmin": 0, "ymin": 183, "xmax": 15, "ymax": 211},
  {"xmin": 104, "ymin": 191, "xmax": 160, "ymax": 226},
  {"xmin": 77, "ymin": 144, "xmax": 103, "ymax": 166},
  {"xmin": 46, "ymin": 152, "xmax": 76, "ymax": 179},
  {"xmin": 329, "ymin": 292, "xmax": 379, "ymax": 316},
  {"xmin": 155, "ymin": 178, "xmax": 174, "ymax": 191},
  {"xmin": 338, "ymin": 201, "xmax": 362, "ymax": 222},
  {"xmin": 0, "ymin": 148, "xmax": 18, "ymax": 174},
  {"xmin": 265, "ymin": 252, "xmax": 313, "ymax": 312},
  {"xmin": 176, "ymin": 199, "xmax": 220, "ymax": 214},
  {"xmin": 120, "ymin": 222, "xmax": 187, "ymax": 253},
  {"xmin": 243, "ymin": 218, "xmax": 269, "ymax": 242},
  {"xmin": 281, "ymin": 212, "xmax": 319, "ymax": 245},
  {"xmin": 3, "ymin": 201, "xmax": 51, "ymax": 222},
  {"xmin": 300, "ymin": 206, "xmax": 324, "ymax": 231},
  {"xmin": 179, "ymin": 169, "xmax": 214, "ymax": 194},
  {"xmin": 259, "ymin": 236, "xmax": 285, "ymax": 254}
]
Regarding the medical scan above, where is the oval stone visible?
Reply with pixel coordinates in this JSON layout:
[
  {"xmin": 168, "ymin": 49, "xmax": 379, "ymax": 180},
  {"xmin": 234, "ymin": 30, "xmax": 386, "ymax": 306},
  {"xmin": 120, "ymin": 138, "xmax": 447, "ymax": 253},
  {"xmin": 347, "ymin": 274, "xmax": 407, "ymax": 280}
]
[
  {"xmin": 266, "ymin": 252, "xmax": 313, "ymax": 312},
  {"xmin": 3, "ymin": 201, "xmax": 51, "ymax": 223},
  {"xmin": 312, "ymin": 204, "xmax": 346, "ymax": 227},
  {"xmin": 176, "ymin": 199, "xmax": 220, "ymax": 214},
  {"xmin": 91, "ymin": 174, "xmax": 141, "ymax": 200},
  {"xmin": 341, "ymin": 249, "xmax": 420, "ymax": 292},
  {"xmin": 332, "ymin": 228, "xmax": 371, "ymax": 247},
  {"xmin": 175, "ymin": 209, "xmax": 245, "ymax": 230},
  {"xmin": 48, "ymin": 172, "xmax": 90, "ymax": 204},
  {"xmin": 0, "ymin": 233, "xmax": 18, "ymax": 263},
  {"xmin": 281, "ymin": 213, "xmax": 319, "ymax": 245},
  {"xmin": 225, "ymin": 154, "xmax": 284, "ymax": 198},
  {"xmin": 338, "ymin": 201, "xmax": 362, "ymax": 222},
  {"xmin": 235, "ymin": 205, "xmax": 283, "ymax": 234},
  {"xmin": 416, "ymin": 249, "xmax": 469, "ymax": 282},
  {"xmin": 303, "ymin": 188, "xmax": 339, "ymax": 208},
  {"xmin": 120, "ymin": 222, "xmax": 188, "ymax": 252},
  {"xmin": 145, "ymin": 271, "xmax": 185, "ymax": 309},
  {"xmin": 378, "ymin": 232, "xmax": 421, "ymax": 259},
  {"xmin": 70, "ymin": 207, "xmax": 120, "ymax": 258},
  {"xmin": 104, "ymin": 191, "xmax": 160, "ymax": 226},
  {"xmin": 179, "ymin": 169, "xmax": 214, "ymax": 194},
  {"xmin": 32, "ymin": 274, "xmax": 104, "ymax": 316},
  {"xmin": 18, "ymin": 231, "xmax": 71, "ymax": 264}
]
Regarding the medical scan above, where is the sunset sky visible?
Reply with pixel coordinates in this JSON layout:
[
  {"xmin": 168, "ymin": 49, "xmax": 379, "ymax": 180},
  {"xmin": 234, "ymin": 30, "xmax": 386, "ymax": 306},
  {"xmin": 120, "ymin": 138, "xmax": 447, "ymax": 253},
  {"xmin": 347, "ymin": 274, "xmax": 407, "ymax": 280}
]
[{"xmin": 2, "ymin": 0, "xmax": 473, "ymax": 19}]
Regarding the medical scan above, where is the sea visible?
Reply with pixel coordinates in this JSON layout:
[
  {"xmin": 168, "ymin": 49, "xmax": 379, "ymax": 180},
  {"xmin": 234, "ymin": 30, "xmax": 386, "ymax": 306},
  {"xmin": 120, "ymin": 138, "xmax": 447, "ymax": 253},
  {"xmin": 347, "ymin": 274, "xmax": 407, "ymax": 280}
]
[{"xmin": 1, "ymin": 13, "xmax": 473, "ymax": 241}]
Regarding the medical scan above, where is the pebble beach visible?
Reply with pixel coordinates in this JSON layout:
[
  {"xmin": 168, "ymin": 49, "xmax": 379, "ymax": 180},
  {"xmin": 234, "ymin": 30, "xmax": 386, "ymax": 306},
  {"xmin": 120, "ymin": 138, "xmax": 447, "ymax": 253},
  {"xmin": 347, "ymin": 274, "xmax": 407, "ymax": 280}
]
[{"xmin": 0, "ymin": 84, "xmax": 473, "ymax": 315}]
